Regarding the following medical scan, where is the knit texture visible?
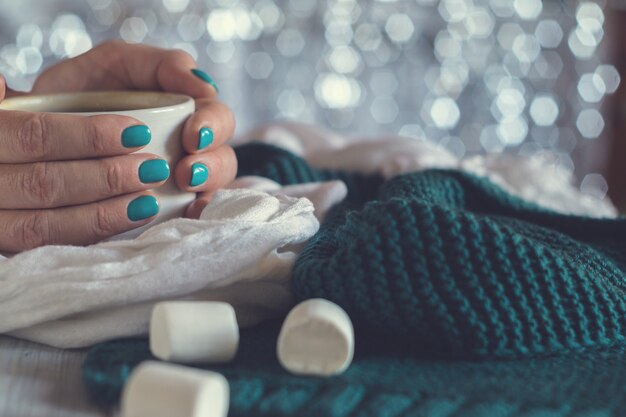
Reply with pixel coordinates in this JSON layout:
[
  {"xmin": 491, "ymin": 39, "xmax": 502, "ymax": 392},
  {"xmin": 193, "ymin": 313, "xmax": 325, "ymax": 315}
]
[
  {"xmin": 295, "ymin": 168, "xmax": 626, "ymax": 359},
  {"xmin": 83, "ymin": 322, "xmax": 626, "ymax": 416},
  {"xmin": 83, "ymin": 142, "xmax": 626, "ymax": 416}
]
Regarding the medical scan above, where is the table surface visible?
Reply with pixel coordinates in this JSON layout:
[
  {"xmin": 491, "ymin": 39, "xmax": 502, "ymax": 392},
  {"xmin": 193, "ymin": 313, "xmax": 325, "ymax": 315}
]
[{"xmin": 0, "ymin": 336, "xmax": 112, "ymax": 417}]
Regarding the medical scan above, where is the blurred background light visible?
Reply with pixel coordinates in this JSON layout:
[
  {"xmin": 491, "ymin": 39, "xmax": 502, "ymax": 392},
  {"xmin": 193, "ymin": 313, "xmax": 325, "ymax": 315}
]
[
  {"xmin": 0, "ymin": 0, "xmax": 619, "ymax": 199},
  {"xmin": 535, "ymin": 19, "xmax": 563, "ymax": 48},
  {"xmin": 577, "ymin": 108, "xmax": 605, "ymax": 139},
  {"xmin": 430, "ymin": 97, "xmax": 460, "ymax": 129},
  {"xmin": 529, "ymin": 95, "xmax": 559, "ymax": 127},
  {"xmin": 580, "ymin": 172, "xmax": 609, "ymax": 200},
  {"xmin": 513, "ymin": 0, "xmax": 542, "ymax": 20}
]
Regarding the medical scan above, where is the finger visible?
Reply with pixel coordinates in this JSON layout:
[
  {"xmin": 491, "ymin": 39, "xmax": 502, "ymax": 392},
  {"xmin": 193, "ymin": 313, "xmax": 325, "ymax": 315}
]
[
  {"xmin": 0, "ymin": 154, "xmax": 169, "ymax": 209},
  {"xmin": 174, "ymin": 145, "xmax": 237, "ymax": 193},
  {"xmin": 32, "ymin": 41, "xmax": 219, "ymax": 99},
  {"xmin": 0, "ymin": 191, "xmax": 159, "ymax": 252},
  {"xmin": 182, "ymin": 99, "xmax": 235, "ymax": 154},
  {"xmin": 0, "ymin": 111, "xmax": 150, "ymax": 163},
  {"xmin": 0, "ymin": 74, "xmax": 5, "ymax": 101},
  {"xmin": 185, "ymin": 191, "xmax": 216, "ymax": 219}
]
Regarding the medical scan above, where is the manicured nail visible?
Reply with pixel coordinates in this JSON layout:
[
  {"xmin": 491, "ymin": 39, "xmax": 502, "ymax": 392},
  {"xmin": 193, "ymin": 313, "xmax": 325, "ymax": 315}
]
[
  {"xmin": 122, "ymin": 125, "xmax": 151, "ymax": 148},
  {"xmin": 191, "ymin": 69, "xmax": 219, "ymax": 93},
  {"xmin": 127, "ymin": 195, "xmax": 159, "ymax": 221},
  {"xmin": 139, "ymin": 159, "xmax": 170, "ymax": 183},
  {"xmin": 198, "ymin": 127, "xmax": 214, "ymax": 150},
  {"xmin": 189, "ymin": 163, "xmax": 209, "ymax": 187}
]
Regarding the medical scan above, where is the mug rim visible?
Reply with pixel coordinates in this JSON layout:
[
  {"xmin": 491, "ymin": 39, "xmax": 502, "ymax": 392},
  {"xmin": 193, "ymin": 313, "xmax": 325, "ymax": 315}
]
[{"xmin": 0, "ymin": 91, "xmax": 194, "ymax": 114}]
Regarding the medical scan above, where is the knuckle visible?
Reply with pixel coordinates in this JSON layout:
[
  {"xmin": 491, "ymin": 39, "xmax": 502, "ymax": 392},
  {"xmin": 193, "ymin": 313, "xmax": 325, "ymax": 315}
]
[
  {"xmin": 224, "ymin": 106, "xmax": 236, "ymax": 136},
  {"xmin": 90, "ymin": 41, "xmax": 125, "ymax": 70},
  {"xmin": 93, "ymin": 205, "xmax": 119, "ymax": 237},
  {"xmin": 225, "ymin": 105, "xmax": 235, "ymax": 126},
  {"xmin": 102, "ymin": 160, "xmax": 125, "ymax": 196},
  {"xmin": 220, "ymin": 146, "xmax": 238, "ymax": 181},
  {"xmin": 98, "ymin": 39, "xmax": 124, "ymax": 52},
  {"xmin": 86, "ymin": 117, "xmax": 108, "ymax": 154},
  {"xmin": 170, "ymin": 49, "xmax": 194, "ymax": 64},
  {"xmin": 212, "ymin": 101, "xmax": 235, "ymax": 132},
  {"xmin": 21, "ymin": 163, "xmax": 61, "ymax": 207},
  {"xmin": 16, "ymin": 211, "xmax": 51, "ymax": 250},
  {"xmin": 17, "ymin": 113, "xmax": 49, "ymax": 160},
  {"xmin": 223, "ymin": 146, "xmax": 238, "ymax": 181},
  {"xmin": 208, "ymin": 146, "xmax": 236, "ymax": 186},
  {"xmin": 212, "ymin": 151, "xmax": 225, "ymax": 176}
]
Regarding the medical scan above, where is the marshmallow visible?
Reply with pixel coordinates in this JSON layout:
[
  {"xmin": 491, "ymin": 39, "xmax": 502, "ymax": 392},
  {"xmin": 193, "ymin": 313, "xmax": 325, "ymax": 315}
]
[
  {"xmin": 150, "ymin": 301, "xmax": 239, "ymax": 363},
  {"xmin": 121, "ymin": 361, "xmax": 229, "ymax": 417},
  {"xmin": 277, "ymin": 298, "xmax": 354, "ymax": 376}
]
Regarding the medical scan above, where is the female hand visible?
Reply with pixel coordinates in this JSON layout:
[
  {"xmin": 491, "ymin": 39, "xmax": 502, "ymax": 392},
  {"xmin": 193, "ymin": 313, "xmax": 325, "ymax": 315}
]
[{"xmin": 0, "ymin": 41, "xmax": 236, "ymax": 252}]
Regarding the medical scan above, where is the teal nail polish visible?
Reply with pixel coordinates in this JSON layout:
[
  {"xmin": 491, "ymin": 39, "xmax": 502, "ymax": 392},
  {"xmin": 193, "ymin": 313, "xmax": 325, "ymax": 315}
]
[
  {"xmin": 127, "ymin": 195, "xmax": 159, "ymax": 221},
  {"xmin": 198, "ymin": 127, "xmax": 214, "ymax": 150},
  {"xmin": 122, "ymin": 125, "xmax": 151, "ymax": 148},
  {"xmin": 139, "ymin": 159, "xmax": 170, "ymax": 183},
  {"xmin": 189, "ymin": 163, "xmax": 209, "ymax": 187},
  {"xmin": 191, "ymin": 69, "xmax": 219, "ymax": 92}
]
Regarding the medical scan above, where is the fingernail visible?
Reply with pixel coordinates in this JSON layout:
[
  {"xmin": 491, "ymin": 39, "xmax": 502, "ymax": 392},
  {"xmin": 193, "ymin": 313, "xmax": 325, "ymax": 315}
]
[
  {"xmin": 139, "ymin": 159, "xmax": 170, "ymax": 183},
  {"xmin": 127, "ymin": 195, "xmax": 159, "ymax": 221},
  {"xmin": 122, "ymin": 125, "xmax": 151, "ymax": 148},
  {"xmin": 191, "ymin": 69, "xmax": 219, "ymax": 93},
  {"xmin": 189, "ymin": 162, "xmax": 209, "ymax": 187},
  {"xmin": 198, "ymin": 127, "xmax": 214, "ymax": 150}
]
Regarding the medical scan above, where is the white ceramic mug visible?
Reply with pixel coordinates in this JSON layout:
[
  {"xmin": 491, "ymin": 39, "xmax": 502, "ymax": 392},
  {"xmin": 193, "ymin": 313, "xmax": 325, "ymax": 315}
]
[{"xmin": 0, "ymin": 91, "xmax": 196, "ymax": 240}]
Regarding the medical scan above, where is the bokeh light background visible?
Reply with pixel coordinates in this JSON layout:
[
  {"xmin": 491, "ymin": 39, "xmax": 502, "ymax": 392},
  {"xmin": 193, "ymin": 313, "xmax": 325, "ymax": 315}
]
[{"xmin": 0, "ymin": 0, "xmax": 620, "ymax": 200}]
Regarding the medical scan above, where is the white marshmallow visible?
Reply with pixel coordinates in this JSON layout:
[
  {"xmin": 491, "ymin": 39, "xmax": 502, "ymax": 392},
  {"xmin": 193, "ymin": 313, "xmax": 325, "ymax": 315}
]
[
  {"xmin": 150, "ymin": 301, "xmax": 239, "ymax": 363},
  {"xmin": 121, "ymin": 361, "xmax": 229, "ymax": 417},
  {"xmin": 277, "ymin": 298, "xmax": 354, "ymax": 376}
]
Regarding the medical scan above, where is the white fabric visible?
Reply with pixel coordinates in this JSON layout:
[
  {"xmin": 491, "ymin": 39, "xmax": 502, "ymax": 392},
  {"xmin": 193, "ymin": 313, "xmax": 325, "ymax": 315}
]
[
  {"xmin": 2, "ymin": 190, "xmax": 320, "ymax": 347},
  {"xmin": 226, "ymin": 177, "xmax": 348, "ymax": 223},
  {"xmin": 238, "ymin": 122, "xmax": 617, "ymax": 218},
  {"xmin": 0, "ymin": 122, "xmax": 617, "ymax": 348}
]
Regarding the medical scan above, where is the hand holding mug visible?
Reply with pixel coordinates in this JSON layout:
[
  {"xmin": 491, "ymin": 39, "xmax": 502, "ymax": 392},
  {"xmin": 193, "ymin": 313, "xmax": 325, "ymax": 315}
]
[{"xmin": 0, "ymin": 41, "xmax": 237, "ymax": 252}]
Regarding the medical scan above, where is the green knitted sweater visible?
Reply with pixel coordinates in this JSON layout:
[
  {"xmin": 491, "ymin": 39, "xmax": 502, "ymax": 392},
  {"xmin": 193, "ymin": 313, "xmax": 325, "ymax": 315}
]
[{"xmin": 83, "ymin": 143, "xmax": 626, "ymax": 416}]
